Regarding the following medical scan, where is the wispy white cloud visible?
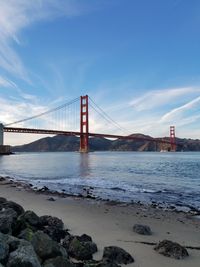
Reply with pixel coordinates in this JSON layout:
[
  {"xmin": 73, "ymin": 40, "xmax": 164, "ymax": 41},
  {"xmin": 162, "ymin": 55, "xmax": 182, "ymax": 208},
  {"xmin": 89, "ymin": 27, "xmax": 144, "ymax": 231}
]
[
  {"xmin": 0, "ymin": 0, "xmax": 90, "ymax": 81},
  {"xmin": 0, "ymin": 76, "xmax": 17, "ymax": 88},
  {"xmin": 130, "ymin": 87, "xmax": 199, "ymax": 111},
  {"xmin": 160, "ymin": 95, "xmax": 200, "ymax": 122},
  {"xmin": 0, "ymin": 96, "xmax": 45, "ymax": 125}
]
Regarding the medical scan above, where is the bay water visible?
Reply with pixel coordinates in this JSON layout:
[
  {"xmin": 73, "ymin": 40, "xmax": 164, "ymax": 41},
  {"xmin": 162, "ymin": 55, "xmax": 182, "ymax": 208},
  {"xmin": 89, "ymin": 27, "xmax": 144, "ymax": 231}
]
[{"xmin": 0, "ymin": 152, "xmax": 199, "ymax": 210}]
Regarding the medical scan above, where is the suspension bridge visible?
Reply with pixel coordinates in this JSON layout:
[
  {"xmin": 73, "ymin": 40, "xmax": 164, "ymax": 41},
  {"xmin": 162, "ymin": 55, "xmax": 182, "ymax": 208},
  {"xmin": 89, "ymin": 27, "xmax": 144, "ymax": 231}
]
[{"xmin": 0, "ymin": 95, "xmax": 176, "ymax": 154}]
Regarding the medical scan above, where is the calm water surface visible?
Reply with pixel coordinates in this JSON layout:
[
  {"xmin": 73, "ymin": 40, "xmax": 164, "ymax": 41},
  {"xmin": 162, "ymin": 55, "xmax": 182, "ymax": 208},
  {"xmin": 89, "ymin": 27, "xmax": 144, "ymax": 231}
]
[{"xmin": 0, "ymin": 152, "xmax": 200, "ymax": 209}]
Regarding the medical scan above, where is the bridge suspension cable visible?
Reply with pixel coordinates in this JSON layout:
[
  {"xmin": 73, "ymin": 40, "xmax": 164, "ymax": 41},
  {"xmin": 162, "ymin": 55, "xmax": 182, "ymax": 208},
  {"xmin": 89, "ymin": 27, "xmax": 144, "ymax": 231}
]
[
  {"xmin": 89, "ymin": 96, "xmax": 131, "ymax": 135},
  {"xmin": 4, "ymin": 97, "xmax": 79, "ymax": 127}
]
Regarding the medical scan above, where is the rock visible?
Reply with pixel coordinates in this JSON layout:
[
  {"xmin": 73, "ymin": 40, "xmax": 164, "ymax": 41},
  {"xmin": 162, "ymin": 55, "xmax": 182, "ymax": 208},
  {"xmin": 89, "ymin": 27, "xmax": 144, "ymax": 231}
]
[
  {"xmin": 47, "ymin": 197, "xmax": 55, "ymax": 202},
  {"xmin": 102, "ymin": 246, "xmax": 134, "ymax": 264},
  {"xmin": 1, "ymin": 201, "xmax": 24, "ymax": 216},
  {"xmin": 43, "ymin": 226, "xmax": 67, "ymax": 242},
  {"xmin": 77, "ymin": 234, "xmax": 92, "ymax": 242},
  {"xmin": 31, "ymin": 231, "xmax": 67, "ymax": 261},
  {"xmin": 154, "ymin": 240, "xmax": 189, "ymax": 259},
  {"xmin": 19, "ymin": 211, "xmax": 40, "ymax": 227},
  {"xmin": 7, "ymin": 235, "xmax": 25, "ymax": 252},
  {"xmin": 68, "ymin": 237, "xmax": 97, "ymax": 261},
  {"xmin": 18, "ymin": 228, "xmax": 34, "ymax": 241},
  {"xmin": 11, "ymin": 221, "xmax": 26, "ymax": 237},
  {"xmin": 62, "ymin": 234, "xmax": 93, "ymax": 251},
  {"xmin": 43, "ymin": 256, "xmax": 73, "ymax": 267},
  {"xmin": 0, "ymin": 208, "xmax": 17, "ymax": 234},
  {"xmin": 40, "ymin": 215, "xmax": 64, "ymax": 229},
  {"xmin": 0, "ymin": 236, "xmax": 9, "ymax": 263},
  {"xmin": 133, "ymin": 224, "xmax": 152, "ymax": 235},
  {"xmin": 0, "ymin": 197, "xmax": 7, "ymax": 203},
  {"xmin": 86, "ymin": 195, "xmax": 96, "ymax": 200},
  {"xmin": 13, "ymin": 211, "xmax": 41, "ymax": 235},
  {"xmin": 38, "ymin": 186, "xmax": 49, "ymax": 192},
  {"xmin": 0, "ymin": 231, "xmax": 34, "ymax": 253},
  {"xmin": 62, "ymin": 234, "xmax": 73, "ymax": 250},
  {"xmin": 7, "ymin": 243, "xmax": 41, "ymax": 267}
]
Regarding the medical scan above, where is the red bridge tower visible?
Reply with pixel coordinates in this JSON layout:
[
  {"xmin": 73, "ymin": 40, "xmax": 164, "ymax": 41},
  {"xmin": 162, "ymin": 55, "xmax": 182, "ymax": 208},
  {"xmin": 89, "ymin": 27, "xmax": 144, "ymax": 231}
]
[{"xmin": 80, "ymin": 95, "xmax": 89, "ymax": 152}]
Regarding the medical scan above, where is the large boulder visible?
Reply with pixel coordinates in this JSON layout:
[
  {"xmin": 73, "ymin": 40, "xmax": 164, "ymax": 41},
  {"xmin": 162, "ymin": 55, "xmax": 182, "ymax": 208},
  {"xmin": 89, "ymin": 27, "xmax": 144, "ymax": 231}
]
[
  {"xmin": 18, "ymin": 211, "xmax": 40, "ymax": 227},
  {"xmin": 133, "ymin": 224, "xmax": 152, "ymax": 235},
  {"xmin": 102, "ymin": 246, "xmax": 134, "ymax": 264},
  {"xmin": 7, "ymin": 243, "xmax": 41, "ymax": 267},
  {"xmin": 43, "ymin": 256, "xmax": 73, "ymax": 267},
  {"xmin": 62, "ymin": 234, "xmax": 93, "ymax": 251},
  {"xmin": 0, "ymin": 208, "xmax": 17, "ymax": 234},
  {"xmin": 13, "ymin": 211, "xmax": 40, "ymax": 235},
  {"xmin": 0, "ymin": 201, "xmax": 24, "ymax": 216},
  {"xmin": 39, "ymin": 215, "xmax": 66, "ymax": 242},
  {"xmin": 7, "ymin": 235, "xmax": 28, "ymax": 252},
  {"xmin": 154, "ymin": 240, "xmax": 189, "ymax": 259},
  {"xmin": 0, "ymin": 231, "xmax": 24, "ymax": 252},
  {"xmin": 0, "ymin": 197, "xmax": 7, "ymax": 204},
  {"xmin": 40, "ymin": 215, "xmax": 64, "ymax": 229},
  {"xmin": 43, "ymin": 226, "xmax": 67, "ymax": 242},
  {"xmin": 68, "ymin": 237, "xmax": 97, "ymax": 261},
  {"xmin": 31, "ymin": 231, "xmax": 67, "ymax": 261}
]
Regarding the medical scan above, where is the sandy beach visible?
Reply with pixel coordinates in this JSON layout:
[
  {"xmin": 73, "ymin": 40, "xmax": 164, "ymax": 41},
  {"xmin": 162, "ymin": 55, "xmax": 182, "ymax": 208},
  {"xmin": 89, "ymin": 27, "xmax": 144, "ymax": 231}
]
[{"xmin": 0, "ymin": 179, "xmax": 200, "ymax": 267}]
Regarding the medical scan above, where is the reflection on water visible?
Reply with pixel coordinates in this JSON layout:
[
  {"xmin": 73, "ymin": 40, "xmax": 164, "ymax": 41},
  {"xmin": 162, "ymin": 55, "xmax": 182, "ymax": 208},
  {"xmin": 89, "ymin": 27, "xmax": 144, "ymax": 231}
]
[{"xmin": 79, "ymin": 153, "xmax": 90, "ymax": 177}]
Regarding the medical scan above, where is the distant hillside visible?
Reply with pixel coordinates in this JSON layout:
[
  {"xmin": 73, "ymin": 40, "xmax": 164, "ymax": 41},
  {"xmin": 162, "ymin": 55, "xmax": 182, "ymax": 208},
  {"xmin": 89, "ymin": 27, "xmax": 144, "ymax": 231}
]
[
  {"xmin": 13, "ymin": 135, "xmax": 111, "ymax": 152},
  {"xmin": 12, "ymin": 134, "xmax": 200, "ymax": 152}
]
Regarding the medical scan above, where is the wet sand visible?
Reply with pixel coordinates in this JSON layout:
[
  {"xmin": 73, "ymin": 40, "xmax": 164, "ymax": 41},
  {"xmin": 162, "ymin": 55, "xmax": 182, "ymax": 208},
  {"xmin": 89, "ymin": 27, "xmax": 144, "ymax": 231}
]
[{"xmin": 0, "ymin": 179, "xmax": 200, "ymax": 267}]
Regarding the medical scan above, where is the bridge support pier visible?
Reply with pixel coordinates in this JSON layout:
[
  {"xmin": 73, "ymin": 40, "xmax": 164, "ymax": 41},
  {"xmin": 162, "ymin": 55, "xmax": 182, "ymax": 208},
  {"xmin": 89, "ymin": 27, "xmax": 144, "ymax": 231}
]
[
  {"xmin": 0, "ymin": 123, "xmax": 11, "ymax": 155},
  {"xmin": 0, "ymin": 123, "xmax": 3, "ymax": 146},
  {"xmin": 79, "ymin": 95, "xmax": 89, "ymax": 153}
]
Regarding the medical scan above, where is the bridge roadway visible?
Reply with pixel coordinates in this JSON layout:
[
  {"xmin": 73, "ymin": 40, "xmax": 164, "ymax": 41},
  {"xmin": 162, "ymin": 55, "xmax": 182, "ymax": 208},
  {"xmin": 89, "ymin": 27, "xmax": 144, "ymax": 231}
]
[{"xmin": 4, "ymin": 126, "xmax": 173, "ymax": 145}]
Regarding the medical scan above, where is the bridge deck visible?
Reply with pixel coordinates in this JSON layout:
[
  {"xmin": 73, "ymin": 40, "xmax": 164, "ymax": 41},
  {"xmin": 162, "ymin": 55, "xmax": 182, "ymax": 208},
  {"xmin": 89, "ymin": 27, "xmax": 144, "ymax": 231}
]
[{"xmin": 4, "ymin": 127, "xmax": 172, "ymax": 145}]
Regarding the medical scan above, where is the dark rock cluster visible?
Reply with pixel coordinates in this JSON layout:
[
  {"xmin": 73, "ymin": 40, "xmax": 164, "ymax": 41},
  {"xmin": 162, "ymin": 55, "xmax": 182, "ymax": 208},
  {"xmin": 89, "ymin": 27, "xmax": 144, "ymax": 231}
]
[
  {"xmin": 154, "ymin": 240, "xmax": 189, "ymax": 259},
  {"xmin": 0, "ymin": 197, "xmax": 134, "ymax": 267}
]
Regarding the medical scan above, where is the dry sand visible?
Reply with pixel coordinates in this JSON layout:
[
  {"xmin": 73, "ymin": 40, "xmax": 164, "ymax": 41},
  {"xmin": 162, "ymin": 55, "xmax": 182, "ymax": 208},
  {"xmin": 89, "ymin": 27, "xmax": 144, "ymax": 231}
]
[{"xmin": 0, "ymin": 180, "xmax": 200, "ymax": 267}]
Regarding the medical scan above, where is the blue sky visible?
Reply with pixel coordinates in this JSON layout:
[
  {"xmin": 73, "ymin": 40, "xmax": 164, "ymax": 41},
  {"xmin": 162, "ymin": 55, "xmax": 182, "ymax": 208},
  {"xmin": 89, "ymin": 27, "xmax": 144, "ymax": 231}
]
[{"xmin": 0, "ymin": 0, "xmax": 200, "ymax": 145}]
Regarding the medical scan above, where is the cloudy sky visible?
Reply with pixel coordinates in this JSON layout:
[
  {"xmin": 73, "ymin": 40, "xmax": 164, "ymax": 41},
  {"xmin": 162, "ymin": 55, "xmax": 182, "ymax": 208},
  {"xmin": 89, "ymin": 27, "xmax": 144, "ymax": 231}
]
[{"xmin": 0, "ymin": 0, "xmax": 200, "ymax": 145}]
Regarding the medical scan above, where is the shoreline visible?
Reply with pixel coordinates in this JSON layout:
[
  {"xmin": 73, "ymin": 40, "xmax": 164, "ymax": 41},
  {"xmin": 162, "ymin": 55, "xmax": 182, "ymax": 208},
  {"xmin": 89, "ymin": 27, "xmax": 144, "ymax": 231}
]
[
  {"xmin": 0, "ymin": 176, "xmax": 200, "ymax": 266},
  {"xmin": 1, "ymin": 175, "xmax": 200, "ymax": 215}
]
